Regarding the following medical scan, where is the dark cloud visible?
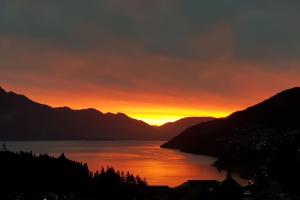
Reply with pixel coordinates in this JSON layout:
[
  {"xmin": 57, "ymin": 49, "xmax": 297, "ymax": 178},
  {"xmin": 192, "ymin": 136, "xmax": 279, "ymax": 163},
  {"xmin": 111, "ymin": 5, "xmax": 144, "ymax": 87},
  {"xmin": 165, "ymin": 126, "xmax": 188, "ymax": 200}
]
[
  {"xmin": 234, "ymin": 1, "xmax": 300, "ymax": 63},
  {"xmin": 0, "ymin": 0, "xmax": 300, "ymax": 114},
  {"xmin": 0, "ymin": 0, "xmax": 138, "ymax": 50},
  {"xmin": 1, "ymin": 0, "xmax": 300, "ymax": 62}
]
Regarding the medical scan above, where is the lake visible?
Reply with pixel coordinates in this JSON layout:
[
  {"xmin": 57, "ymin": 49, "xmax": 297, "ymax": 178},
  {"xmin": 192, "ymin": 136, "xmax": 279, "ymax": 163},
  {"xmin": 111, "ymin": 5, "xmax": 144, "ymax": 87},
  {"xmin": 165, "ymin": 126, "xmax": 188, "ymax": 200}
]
[{"xmin": 3, "ymin": 140, "xmax": 244, "ymax": 187}]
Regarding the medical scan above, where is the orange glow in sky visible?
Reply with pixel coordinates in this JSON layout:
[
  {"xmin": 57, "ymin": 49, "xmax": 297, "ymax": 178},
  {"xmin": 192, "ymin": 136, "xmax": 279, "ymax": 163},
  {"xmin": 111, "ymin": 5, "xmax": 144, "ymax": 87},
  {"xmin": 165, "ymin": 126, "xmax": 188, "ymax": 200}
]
[
  {"xmin": 1, "ymin": 83, "xmax": 234, "ymax": 125},
  {"xmin": 1, "ymin": 1, "xmax": 300, "ymax": 127},
  {"xmin": 2, "ymin": 81, "xmax": 290, "ymax": 126},
  {"xmin": 126, "ymin": 109, "xmax": 229, "ymax": 125},
  {"xmin": 1, "ymin": 77, "xmax": 297, "ymax": 126}
]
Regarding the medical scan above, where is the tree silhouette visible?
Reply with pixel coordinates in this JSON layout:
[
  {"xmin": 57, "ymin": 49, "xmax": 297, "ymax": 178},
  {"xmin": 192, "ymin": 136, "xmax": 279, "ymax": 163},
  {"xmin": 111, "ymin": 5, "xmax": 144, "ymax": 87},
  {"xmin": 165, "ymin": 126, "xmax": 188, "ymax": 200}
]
[
  {"xmin": 0, "ymin": 150, "xmax": 147, "ymax": 199},
  {"xmin": 218, "ymin": 173, "xmax": 242, "ymax": 200}
]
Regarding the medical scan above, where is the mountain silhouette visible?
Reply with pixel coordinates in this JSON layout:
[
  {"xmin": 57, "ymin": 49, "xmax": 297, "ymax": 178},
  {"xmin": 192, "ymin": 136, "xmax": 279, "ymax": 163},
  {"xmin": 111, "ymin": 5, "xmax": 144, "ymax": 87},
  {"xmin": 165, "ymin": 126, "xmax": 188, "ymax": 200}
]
[
  {"xmin": 0, "ymin": 87, "xmax": 158, "ymax": 140},
  {"xmin": 0, "ymin": 87, "xmax": 213, "ymax": 140},
  {"xmin": 157, "ymin": 117, "xmax": 215, "ymax": 140},
  {"xmin": 162, "ymin": 87, "xmax": 300, "ymax": 155}
]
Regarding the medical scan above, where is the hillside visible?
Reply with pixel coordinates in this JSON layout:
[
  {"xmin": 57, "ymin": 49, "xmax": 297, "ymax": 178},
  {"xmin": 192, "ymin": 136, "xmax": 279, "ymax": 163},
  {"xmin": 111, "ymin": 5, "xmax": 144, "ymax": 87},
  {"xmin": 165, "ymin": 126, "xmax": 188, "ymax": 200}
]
[{"xmin": 162, "ymin": 87, "xmax": 300, "ymax": 155}]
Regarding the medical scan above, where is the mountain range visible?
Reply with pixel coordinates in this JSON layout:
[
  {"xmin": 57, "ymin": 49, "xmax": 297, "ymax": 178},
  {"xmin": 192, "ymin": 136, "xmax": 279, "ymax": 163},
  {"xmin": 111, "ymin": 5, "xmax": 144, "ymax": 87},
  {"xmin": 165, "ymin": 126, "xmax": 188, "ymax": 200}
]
[
  {"xmin": 162, "ymin": 87, "xmax": 300, "ymax": 156},
  {"xmin": 0, "ymin": 87, "xmax": 213, "ymax": 140}
]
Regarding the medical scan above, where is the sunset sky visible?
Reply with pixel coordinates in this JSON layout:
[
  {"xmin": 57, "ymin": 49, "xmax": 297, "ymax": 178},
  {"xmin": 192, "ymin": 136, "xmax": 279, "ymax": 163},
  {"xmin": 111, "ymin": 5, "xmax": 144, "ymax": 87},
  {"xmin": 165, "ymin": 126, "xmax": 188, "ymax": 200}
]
[{"xmin": 1, "ymin": 1, "xmax": 300, "ymax": 125}]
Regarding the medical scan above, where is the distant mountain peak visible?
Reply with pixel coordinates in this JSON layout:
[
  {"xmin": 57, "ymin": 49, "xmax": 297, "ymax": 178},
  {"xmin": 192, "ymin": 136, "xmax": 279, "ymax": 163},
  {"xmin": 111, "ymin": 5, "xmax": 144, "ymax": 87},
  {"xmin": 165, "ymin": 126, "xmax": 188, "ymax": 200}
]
[
  {"xmin": 0, "ymin": 86, "xmax": 6, "ymax": 93},
  {"xmin": 55, "ymin": 106, "xmax": 72, "ymax": 111},
  {"xmin": 116, "ymin": 112, "xmax": 129, "ymax": 117},
  {"xmin": 79, "ymin": 108, "xmax": 103, "ymax": 114},
  {"xmin": 104, "ymin": 112, "xmax": 128, "ymax": 118}
]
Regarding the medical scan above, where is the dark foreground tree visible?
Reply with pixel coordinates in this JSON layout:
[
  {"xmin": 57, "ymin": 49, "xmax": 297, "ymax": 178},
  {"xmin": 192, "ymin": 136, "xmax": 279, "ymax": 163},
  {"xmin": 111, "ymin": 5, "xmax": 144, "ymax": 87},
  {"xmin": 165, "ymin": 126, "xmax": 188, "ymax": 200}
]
[{"xmin": 0, "ymin": 150, "xmax": 147, "ymax": 199}]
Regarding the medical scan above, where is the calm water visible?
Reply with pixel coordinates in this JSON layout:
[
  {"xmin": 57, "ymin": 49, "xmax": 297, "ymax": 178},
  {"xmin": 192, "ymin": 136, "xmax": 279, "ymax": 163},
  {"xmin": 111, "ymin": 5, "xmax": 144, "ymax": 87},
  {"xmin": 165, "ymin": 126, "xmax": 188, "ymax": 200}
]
[{"xmin": 4, "ymin": 141, "xmax": 244, "ymax": 187}]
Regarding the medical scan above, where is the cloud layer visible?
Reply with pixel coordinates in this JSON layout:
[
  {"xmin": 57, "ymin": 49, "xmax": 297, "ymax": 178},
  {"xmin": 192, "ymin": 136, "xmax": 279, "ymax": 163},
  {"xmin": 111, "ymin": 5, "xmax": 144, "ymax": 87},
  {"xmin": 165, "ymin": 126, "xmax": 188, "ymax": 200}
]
[{"xmin": 1, "ymin": 0, "xmax": 300, "ymax": 124}]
